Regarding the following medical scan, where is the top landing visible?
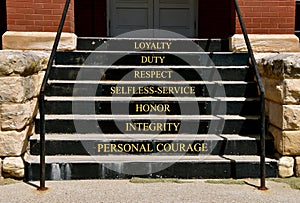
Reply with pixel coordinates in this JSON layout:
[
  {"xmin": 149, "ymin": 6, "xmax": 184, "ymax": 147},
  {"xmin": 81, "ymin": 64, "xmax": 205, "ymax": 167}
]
[{"xmin": 76, "ymin": 38, "xmax": 230, "ymax": 52}]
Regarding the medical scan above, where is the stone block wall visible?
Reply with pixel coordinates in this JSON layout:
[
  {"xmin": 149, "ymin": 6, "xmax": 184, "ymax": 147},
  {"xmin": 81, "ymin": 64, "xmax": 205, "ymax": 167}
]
[
  {"xmin": 0, "ymin": 51, "xmax": 49, "ymax": 178},
  {"xmin": 256, "ymin": 53, "xmax": 300, "ymax": 178}
]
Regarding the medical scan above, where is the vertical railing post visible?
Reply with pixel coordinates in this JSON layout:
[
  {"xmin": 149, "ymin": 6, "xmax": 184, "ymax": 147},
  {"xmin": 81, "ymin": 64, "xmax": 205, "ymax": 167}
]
[
  {"xmin": 38, "ymin": 92, "xmax": 46, "ymax": 191},
  {"xmin": 260, "ymin": 93, "xmax": 267, "ymax": 190},
  {"xmin": 38, "ymin": 0, "xmax": 71, "ymax": 191}
]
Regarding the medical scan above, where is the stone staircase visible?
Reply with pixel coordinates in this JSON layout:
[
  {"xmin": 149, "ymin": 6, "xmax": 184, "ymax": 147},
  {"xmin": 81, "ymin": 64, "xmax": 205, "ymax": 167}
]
[{"xmin": 25, "ymin": 37, "xmax": 278, "ymax": 180}]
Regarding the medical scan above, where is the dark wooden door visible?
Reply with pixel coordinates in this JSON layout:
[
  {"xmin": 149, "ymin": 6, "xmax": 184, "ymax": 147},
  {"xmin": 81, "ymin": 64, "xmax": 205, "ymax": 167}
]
[
  {"xmin": 74, "ymin": 0, "xmax": 107, "ymax": 37},
  {"xmin": 109, "ymin": 0, "xmax": 197, "ymax": 37},
  {"xmin": 0, "ymin": 0, "xmax": 7, "ymax": 49}
]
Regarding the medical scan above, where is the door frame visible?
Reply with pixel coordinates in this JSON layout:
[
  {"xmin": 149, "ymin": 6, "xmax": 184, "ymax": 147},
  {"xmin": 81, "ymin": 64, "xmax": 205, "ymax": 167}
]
[{"xmin": 106, "ymin": 0, "xmax": 198, "ymax": 37}]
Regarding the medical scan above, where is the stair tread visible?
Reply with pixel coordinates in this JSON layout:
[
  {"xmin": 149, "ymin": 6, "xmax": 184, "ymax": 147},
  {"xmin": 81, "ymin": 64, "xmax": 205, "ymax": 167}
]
[
  {"xmin": 52, "ymin": 65, "xmax": 249, "ymax": 69},
  {"xmin": 37, "ymin": 114, "xmax": 260, "ymax": 120},
  {"xmin": 30, "ymin": 133, "xmax": 269, "ymax": 141},
  {"xmin": 58, "ymin": 50, "xmax": 239, "ymax": 54},
  {"xmin": 44, "ymin": 96, "xmax": 260, "ymax": 102},
  {"xmin": 25, "ymin": 154, "xmax": 277, "ymax": 163},
  {"xmin": 77, "ymin": 37, "xmax": 226, "ymax": 41},
  {"xmin": 48, "ymin": 80, "xmax": 254, "ymax": 84}
]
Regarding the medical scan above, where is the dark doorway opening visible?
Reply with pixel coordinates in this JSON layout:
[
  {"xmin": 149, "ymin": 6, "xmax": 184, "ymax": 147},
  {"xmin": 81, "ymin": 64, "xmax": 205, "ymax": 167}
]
[
  {"xmin": 296, "ymin": 0, "xmax": 300, "ymax": 38},
  {"xmin": 198, "ymin": 0, "xmax": 235, "ymax": 38},
  {"xmin": 0, "ymin": 0, "xmax": 7, "ymax": 49},
  {"xmin": 74, "ymin": 0, "xmax": 107, "ymax": 37},
  {"xmin": 74, "ymin": 0, "xmax": 235, "ymax": 39}
]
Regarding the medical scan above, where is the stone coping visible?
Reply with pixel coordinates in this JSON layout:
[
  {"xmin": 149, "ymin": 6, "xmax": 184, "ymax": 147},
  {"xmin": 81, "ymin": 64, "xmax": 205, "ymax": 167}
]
[
  {"xmin": 2, "ymin": 31, "xmax": 77, "ymax": 51},
  {"xmin": 230, "ymin": 34, "xmax": 300, "ymax": 53}
]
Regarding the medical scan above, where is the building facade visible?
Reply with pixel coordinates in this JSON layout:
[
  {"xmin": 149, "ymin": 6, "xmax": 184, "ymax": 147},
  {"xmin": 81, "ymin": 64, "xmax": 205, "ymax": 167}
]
[{"xmin": 1, "ymin": 0, "xmax": 300, "ymax": 180}]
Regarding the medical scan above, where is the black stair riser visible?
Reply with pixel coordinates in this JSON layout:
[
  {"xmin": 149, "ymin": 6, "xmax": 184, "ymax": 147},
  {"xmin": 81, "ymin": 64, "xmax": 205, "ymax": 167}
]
[
  {"xmin": 55, "ymin": 52, "xmax": 249, "ymax": 66},
  {"xmin": 35, "ymin": 119, "xmax": 260, "ymax": 135},
  {"xmin": 25, "ymin": 161, "xmax": 278, "ymax": 181},
  {"xmin": 49, "ymin": 67, "xmax": 253, "ymax": 82},
  {"xmin": 45, "ymin": 83, "xmax": 259, "ymax": 97},
  {"xmin": 43, "ymin": 100, "xmax": 261, "ymax": 116},
  {"xmin": 77, "ymin": 38, "xmax": 230, "ymax": 52},
  {"xmin": 29, "ymin": 139, "xmax": 274, "ymax": 156}
]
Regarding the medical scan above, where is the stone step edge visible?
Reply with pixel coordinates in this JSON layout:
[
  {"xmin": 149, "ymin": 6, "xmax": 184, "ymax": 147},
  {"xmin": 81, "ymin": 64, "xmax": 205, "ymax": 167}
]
[
  {"xmin": 44, "ymin": 96, "xmax": 260, "ymax": 102},
  {"xmin": 77, "ymin": 37, "xmax": 227, "ymax": 41},
  {"xmin": 25, "ymin": 154, "xmax": 278, "ymax": 164},
  {"xmin": 36, "ymin": 114, "xmax": 260, "ymax": 120},
  {"xmin": 30, "ymin": 133, "xmax": 270, "ymax": 141},
  {"xmin": 57, "ymin": 50, "xmax": 243, "ymax": 55},
  {"xmin": 52, "ymin": 65, "xmax": 249, "ymax": 69},
  {"xmin": 48, "ymin": 80, "xmax": 254, "ymax": 85}
]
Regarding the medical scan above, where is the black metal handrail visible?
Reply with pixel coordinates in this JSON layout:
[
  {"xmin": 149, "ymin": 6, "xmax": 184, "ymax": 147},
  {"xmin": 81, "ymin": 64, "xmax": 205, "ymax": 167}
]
[
  {"xmin": 233, "ymin": 0, "xmax": 267, "ymax": 190},
  {"xmin": 38, "ymin": 0, "xmax": 71, "ymax": 191}
]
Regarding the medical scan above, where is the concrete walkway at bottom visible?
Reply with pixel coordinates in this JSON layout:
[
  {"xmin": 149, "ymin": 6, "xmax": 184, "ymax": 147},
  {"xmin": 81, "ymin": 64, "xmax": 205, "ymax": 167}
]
[{"xmin": 0, "ymin": 179, "xmax": 299, "ymax": 203}]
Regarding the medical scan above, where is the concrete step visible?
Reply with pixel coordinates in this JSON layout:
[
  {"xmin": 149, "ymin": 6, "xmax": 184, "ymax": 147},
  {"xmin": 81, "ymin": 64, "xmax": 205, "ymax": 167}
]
[
  {"xmin": 45, "ymin": 80, "xmax": 259, "ymax": 97},
  {"xmin": 24, "ymin": 155, "xmax": 278, "ymax": 181},
  {"xmin": 43, "ymin": 96, "xmax": 260, "ymax": 116},
  {"xmin": 54, "ymin": 51, "xmax": 249, "ymax": 66},
  {"xmin": 29, "ymin": 133, "xmax": 274, "ymax": 156},
  {"xmin": 35, "ymin": 114, "xmax": 261, "ymax": 135},
  {"xmin": 76, "ymin": 37, "xmax": 230, "ymax": 52},
  {"xmin": 49, "ymin": 65, "xmax": 253, "ymax": 81}
]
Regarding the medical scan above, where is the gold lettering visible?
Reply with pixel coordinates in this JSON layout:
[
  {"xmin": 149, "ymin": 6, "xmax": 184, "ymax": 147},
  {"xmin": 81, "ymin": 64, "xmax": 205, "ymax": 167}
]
[
  {"xmin": 141, "ymin": 56, "xmax": 148, "ymax": 63},
  {"xmin": 110, "ymin": 86, "xmax": 195, "ymax": 96},
  {"xmin": 164, "ymin": 143, "xmax": 171, "ymax": 152},
  {"xmin": 126, "ymin": 123, "xmax": 137, "ymax": 131},
  {"xmin": 139, "ymin": 144, "xmax": 146, "ymax": 153},
  {"xmin": 131, "ymin": 144, "xmax": 139, "ymax": 152},
  {"xmin": 98, "ymin": 143, "xmax": 209, "ymax": 153},
  {"xmin": 141, "ymin": 56, "xmax": 165, "ymax": 64},
  {"xmin": 156, "ymin": 143, "xmax": 163, "ymax": 152},
  {"xmin": 134, "ymin": 41, "xmax": 172, "ymax": 50},
  {"xmin": 98, "ymin": 144, "xmax": 103, "ymax": 153},
  {"xmin": 180, "ymin": 143, "xmax": 185, "ymax": 152},
  {"xmin": 125, "ymin": 122, "xmax": 181, "ymax": 132},
  {"xmin": 202, "ymin": 143, "xmax": 209, "ymax": 152},
  {"xmin": 134, "ymin": 70, "xmax": 173, "ymax": 79},
  {"xmin": 123, "ymin": 144, "xmax": 131, "ymax": 153},
  {"xmin": 110, "ymin": 87, "xmax": 116, "ymax": 95},
  {"xmin": 187, "ymin": 144, "xmax": 193, "ymax": 152},
  {"xmin": 171, "ymin": 143, "xmax": 179, "ymax": 152},
  {"xmin": 117, "ymin": 144, "xmax": 124, "ymax": 152},
  {"xmin": 111, "ymin": 144, "xmax": 117, "ymax": 152},
  {"xmin": 134, "ymin": 42, "xmax": 138, "ymax": 49},
  {"xmin": 173, "ymin": 123, "xmax": 180, "ymax": 131},
  {"xmin": 147, "ymin": 143, "xmax": 154, "ymax": 152},
  {"xmin": 190, "ymin": 86, "xmax": 196, "ymax": 94},
  {"xmin": 135, "ymin": 104, "xmax": 171, "ymax": 113},
  {"xmin": 103, "ymin": 144, "xmax": 110, "ymax": 153}
]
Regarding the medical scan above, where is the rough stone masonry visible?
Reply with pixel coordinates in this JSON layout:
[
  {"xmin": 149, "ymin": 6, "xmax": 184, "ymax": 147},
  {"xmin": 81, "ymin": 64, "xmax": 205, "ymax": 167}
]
[
  {"xmin": 256, "ymin": 53, "xmax": 300, "ymax": 178},
  {"xmin": 0, "ymin": 50, "xmax": 49, "ymax": 178}
]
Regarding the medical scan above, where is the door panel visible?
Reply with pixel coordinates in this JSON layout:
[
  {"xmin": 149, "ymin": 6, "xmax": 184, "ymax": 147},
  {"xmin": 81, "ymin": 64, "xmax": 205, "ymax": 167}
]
[
  {"xmin": 110, "ymin": 0, "xmax": 196, "ymax": 37},
  {"xmin": 110, "ymin": 0, "xmax": 154, "ymax": 36},
  {"xmin": 154, "ymin": 0, "xmax": 195, "ymax": 37}
]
